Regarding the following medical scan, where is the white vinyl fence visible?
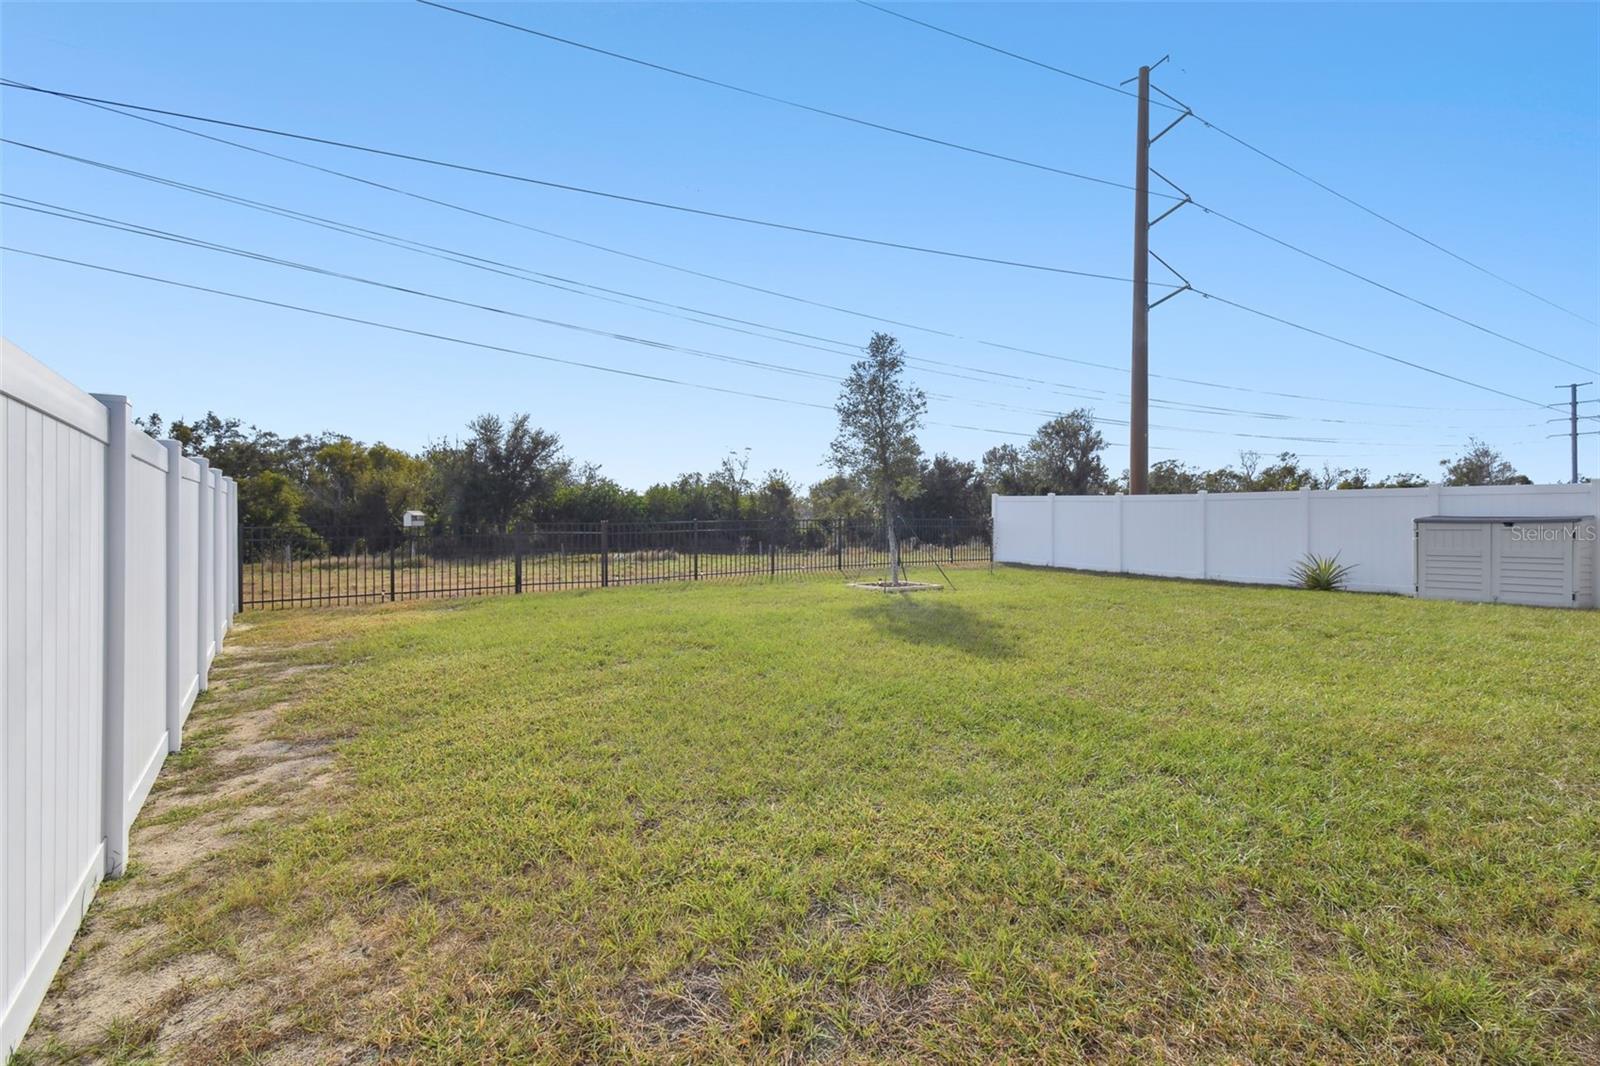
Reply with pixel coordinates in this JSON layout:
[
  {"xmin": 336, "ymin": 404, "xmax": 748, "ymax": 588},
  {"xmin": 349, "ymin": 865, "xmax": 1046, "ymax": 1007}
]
[
  {"xmin": 993, "ymin": 482, "xmax": 1600, "ymax": 601},
  {"xmin": 2, "ymin": 340, "xmax": 239, "ymax": 1056}
]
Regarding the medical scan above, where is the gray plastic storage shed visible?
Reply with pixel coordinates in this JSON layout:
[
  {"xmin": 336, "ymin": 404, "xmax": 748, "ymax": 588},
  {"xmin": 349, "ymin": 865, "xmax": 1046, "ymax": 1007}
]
[{"xmin": 1414, "ymin": 515, "xmax": 1596, "ymax": 608}]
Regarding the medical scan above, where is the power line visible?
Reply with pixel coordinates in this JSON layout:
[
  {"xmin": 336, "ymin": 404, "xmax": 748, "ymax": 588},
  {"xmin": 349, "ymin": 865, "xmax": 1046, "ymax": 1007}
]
[
  {"xmin": 849, "ymin": 2, "xmax": 1598, "ymax": 326},
  {"xmin": 855, "ymin": 0, "xmax": 1167, "ymax": 109},
  {"xmin": 11, "ymin": 201, "xmax": 1483, "ymax": 448},
  {"xmin": 11, "ymin": 92, "xmax": 1563, "ymax": 418},
  {"xmin": 0, "ymin": 149, "xmax": 1140, "ymax": 414},
  {"xmin": 5, "ymin": 151, "xmax": 1551, "ymax": 434},
  {"xmin": 1, "ymin": 142, "xmax": 870, "ymax": 357},
  {"xmin": 1191, "ymin": 288, "xmax": 1550, "ymax": 409},
  {"xmin": 0, "ymin": 208, "xmax": 1094, "ymax": 428},
  {"xmin": 0, "ymin": 80, "xmax": 1160, "ymax": 285},
  {"xmin": 852, "ymin": 12, "xmax": 1592, "ymax": 369},
  {"xmin": 414, "ymin": 0, "xmax": 1166, "ymax": 199},
  {"xmin": 0, "ymin": 198, "xmax": 846, "ymax": 381},
  {"xmin": 10, "ymin": 92, "xmax": 981, "ymax": 338},
  {"xmin": 1193, "ymin": 201, "xmax": 1594, "ymax": 374},
  {"xmin": 5, "ymin": 193, "xmax": 1485, "ymax": 448},
  {"xmin": 1180, "ymin": 95, "xmax": 1600, "ymax": 328},
  {"xmin": 0, "ymin": 245, "xmax": 1158, "ymax": 452},
  {"xmin": 0, "ymin": 195, "xmax": 1095, "ymax": 426},
  {"xmin": 410, "ymin": 3, "xmax": 1595, "ymax": 370},
  {"xmin": 0, "ymin": 246, "xmax": 851, "ymax": 412},
  {"xmin": 6, "ymin": 92, "xmax": 1568, "ymax": 422},
  {"xmin": 3, "ymin": 243, "xmax": 1536, "ymax": 459}
]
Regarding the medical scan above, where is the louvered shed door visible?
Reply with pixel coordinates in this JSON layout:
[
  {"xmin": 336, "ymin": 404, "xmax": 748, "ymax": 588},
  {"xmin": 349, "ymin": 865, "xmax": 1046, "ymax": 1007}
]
[
  {"xmin": 1418, "ymin": 523, "xmax": 1491, "ymax": 601},
  {"xmin": 1493, "ymin": 523, "xmax": 1574, "ymax": 607}
]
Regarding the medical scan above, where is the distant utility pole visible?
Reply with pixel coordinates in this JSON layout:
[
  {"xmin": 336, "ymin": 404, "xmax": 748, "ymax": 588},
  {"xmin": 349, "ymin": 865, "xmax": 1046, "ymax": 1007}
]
[
  {"xmin": 1129, "ymin": 65, "xmax": 1151, "ymax": 496},
  {"xmin": 1126, "ymin": 57, "xmax": 1191, "ymax": 494},
  {"xmin": 1559, "ymin": 382, "xmax": 1593, "ymax": 483}
]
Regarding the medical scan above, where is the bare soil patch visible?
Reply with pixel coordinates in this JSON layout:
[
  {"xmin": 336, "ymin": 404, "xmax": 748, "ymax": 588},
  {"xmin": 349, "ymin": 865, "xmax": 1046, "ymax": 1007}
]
[{"xmin": 15, "ymin": 641, "xmax": 354, "ymax": 1065}]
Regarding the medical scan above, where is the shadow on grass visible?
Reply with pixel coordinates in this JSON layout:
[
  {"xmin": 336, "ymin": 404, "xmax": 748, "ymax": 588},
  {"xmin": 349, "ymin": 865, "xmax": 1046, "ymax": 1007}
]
[{"xmin": 850, "ymin": 595, "xmax": 1019, "ymax": 660}]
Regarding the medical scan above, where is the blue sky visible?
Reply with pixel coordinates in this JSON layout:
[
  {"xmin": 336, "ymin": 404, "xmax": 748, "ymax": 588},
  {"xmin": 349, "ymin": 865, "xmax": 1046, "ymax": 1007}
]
[{"xmin": 3, "ymin": 1, "xmax": 1597, "ymax": 489}]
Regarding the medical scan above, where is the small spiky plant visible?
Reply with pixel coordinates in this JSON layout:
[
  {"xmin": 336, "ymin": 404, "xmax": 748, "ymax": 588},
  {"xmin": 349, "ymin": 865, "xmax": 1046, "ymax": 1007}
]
[{"xmin": 1291, "ymin": 552, "xmax": 1355, "ymax": 591}]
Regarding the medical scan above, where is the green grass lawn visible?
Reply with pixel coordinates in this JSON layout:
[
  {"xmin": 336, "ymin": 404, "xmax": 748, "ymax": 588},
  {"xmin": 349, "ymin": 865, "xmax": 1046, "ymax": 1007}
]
[{"xmin": 33, "ymin": 567, "xmax": 1600, "ymax": 1063}]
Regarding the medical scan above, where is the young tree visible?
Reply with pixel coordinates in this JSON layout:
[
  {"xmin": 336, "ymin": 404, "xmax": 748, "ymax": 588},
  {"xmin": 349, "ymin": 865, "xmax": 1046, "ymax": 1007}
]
[{"xmin": 830, "ymin": 333, "xmax": 927, "ymax": 584}]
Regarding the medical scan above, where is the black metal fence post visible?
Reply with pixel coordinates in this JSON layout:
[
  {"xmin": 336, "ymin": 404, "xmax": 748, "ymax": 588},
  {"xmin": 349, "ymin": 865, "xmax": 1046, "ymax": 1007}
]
[
  {"xmin": 769, "ymin": 522, "xmax": 777, "ymax": 578},
  {"xmin": 600, "ymin": 521, "xmax": 610, "ymax": 588},
  {"xmin": 692, "ymin": 518, "xmax": 700, "ymax": 580},
  {"xmin": 514, "ymin": 535, "xmax": 524, "ymax": 594},
  {"xmin": 388, "ymin": 543, "xmax": 396, "ymax": 601},
  {"xmin": 235, "ymin": 514, "xmax": 244, "ymax": 615},
  {"xmin": 949, "ymin": 515, "xmax": 956, "ymax": 563},
  {"xmin": 836, "ymin": 522, "xmax": 843, "ymax": 570}
]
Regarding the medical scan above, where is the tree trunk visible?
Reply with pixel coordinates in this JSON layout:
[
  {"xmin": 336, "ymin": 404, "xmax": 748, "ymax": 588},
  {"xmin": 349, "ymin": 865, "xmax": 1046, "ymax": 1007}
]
[{"xmin": 885, "ymin": 499, "xmax": 897, "ymax": 586}]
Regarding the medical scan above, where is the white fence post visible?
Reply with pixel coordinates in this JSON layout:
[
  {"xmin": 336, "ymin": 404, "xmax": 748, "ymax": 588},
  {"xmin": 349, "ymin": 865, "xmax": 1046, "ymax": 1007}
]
[
  {"xmin": 162, "ymin": 440, "xmax": 184, "ymax": 754},
  {"xmin": 1047, "ymin": 493, "xmax": 1058, "ymax": 568},
  {"xmin": 214, "ymin": 470, "xmax": 227, "ymax": 644},
  {"xmin": 92, "ymin": 393, "xmax": 131, "ymax": 878},
  {"xmin": 1301, "ymin": 485, "xmax": 1313, "ymax": 557},
  {"xmin": 196, "ymin": 457, "xmax": 213, "ymax": 692},
  {"xmin": 1197, "ymin": 490, "xmax": 1209, "ymax": 580},
  {"xmin": 989, "ymin": 492, "xmax": 998, "ymax": 563},
  {"xmin": 1116, "ymin": 494, "xmax": 1126, "ymax": 573},
  {"xmin": 228, "ymin": 476, "xmax": 239, "ymax": 616}
]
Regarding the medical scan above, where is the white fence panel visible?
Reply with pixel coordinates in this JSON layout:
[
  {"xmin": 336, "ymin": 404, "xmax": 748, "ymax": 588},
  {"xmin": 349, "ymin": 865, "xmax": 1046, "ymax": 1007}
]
[
  {"xmin": 2, "ymin": 341, "xmax": 239, "ymax": 1057},
  {"xmin": 1203, "ymin": 491, "xmax": 1306, "ymax": 586},
  {"xmin": 1438, "ymin": 483, "xmax": 1593, "ymax": 517},
  {"xmin": 2, "ymin": 348, "xmax": 108, "ymax": 1057},
  {"xmin": 1053, "ymin": 494, "xmax": 1122, "ymax": 573},
  {"xmin": 1123, "ymin": 494, "xmax": 1205, "ymax": 580},
  {"xmin": 994, "ymin": 483, "xmax": 1600, "ymax": 603},
  {"xmin": 1307, "ymin": 487, "xmax": 1432, "ymax": 593},
  {"xmin": 991, "ymin": 495, "xmax": 1053, "ymax": 566}
]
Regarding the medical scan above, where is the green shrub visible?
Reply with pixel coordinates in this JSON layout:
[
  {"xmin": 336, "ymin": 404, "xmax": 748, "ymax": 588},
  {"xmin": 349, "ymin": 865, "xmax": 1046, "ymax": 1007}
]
[{"xmin": 1292, "ymin": 552, "xmax": 1355, "ymax": 591}]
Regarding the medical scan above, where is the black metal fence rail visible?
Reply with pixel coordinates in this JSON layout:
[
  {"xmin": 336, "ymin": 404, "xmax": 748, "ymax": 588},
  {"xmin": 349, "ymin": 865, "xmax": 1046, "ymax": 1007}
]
[{"xmin": 241, "ymin": 517, "xmax": 992, "ymax": 610}]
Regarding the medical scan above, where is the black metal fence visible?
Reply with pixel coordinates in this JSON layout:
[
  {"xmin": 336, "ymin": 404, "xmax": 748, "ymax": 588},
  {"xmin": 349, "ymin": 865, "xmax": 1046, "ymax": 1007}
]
[{"xmin": 240, "ymin": 517, "xmax": 992, "ymax": 610}]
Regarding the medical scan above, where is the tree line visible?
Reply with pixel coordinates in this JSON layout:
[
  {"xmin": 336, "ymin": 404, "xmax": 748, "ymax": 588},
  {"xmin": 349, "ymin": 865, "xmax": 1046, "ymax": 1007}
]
[
  {"xmin": 141, "ymin": 341, "xmax": 1536, "ymax": 548},
  {"xmin": 138, "ymin": 408, "xmax": 994, "ymax": 548}
]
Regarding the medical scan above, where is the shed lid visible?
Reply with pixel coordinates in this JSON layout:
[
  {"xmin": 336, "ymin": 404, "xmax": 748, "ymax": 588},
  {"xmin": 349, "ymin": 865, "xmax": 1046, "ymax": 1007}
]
[{"xmin": 1413, "ymin": 514, "xmax": 1595, "ymax": 525}]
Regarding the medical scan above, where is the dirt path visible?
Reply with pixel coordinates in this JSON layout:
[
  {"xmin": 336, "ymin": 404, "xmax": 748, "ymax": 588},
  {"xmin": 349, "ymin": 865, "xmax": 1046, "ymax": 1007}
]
[{"xmin": 16, "ymin": 624, "xmax": 363, "ymax": 1065}]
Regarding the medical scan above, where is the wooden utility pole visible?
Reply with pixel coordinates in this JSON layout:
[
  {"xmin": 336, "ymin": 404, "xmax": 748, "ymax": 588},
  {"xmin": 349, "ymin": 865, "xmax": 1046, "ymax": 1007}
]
[{"xmin": 1129, "ymin": 65, "xmax": 1151, "ymax": 495}]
